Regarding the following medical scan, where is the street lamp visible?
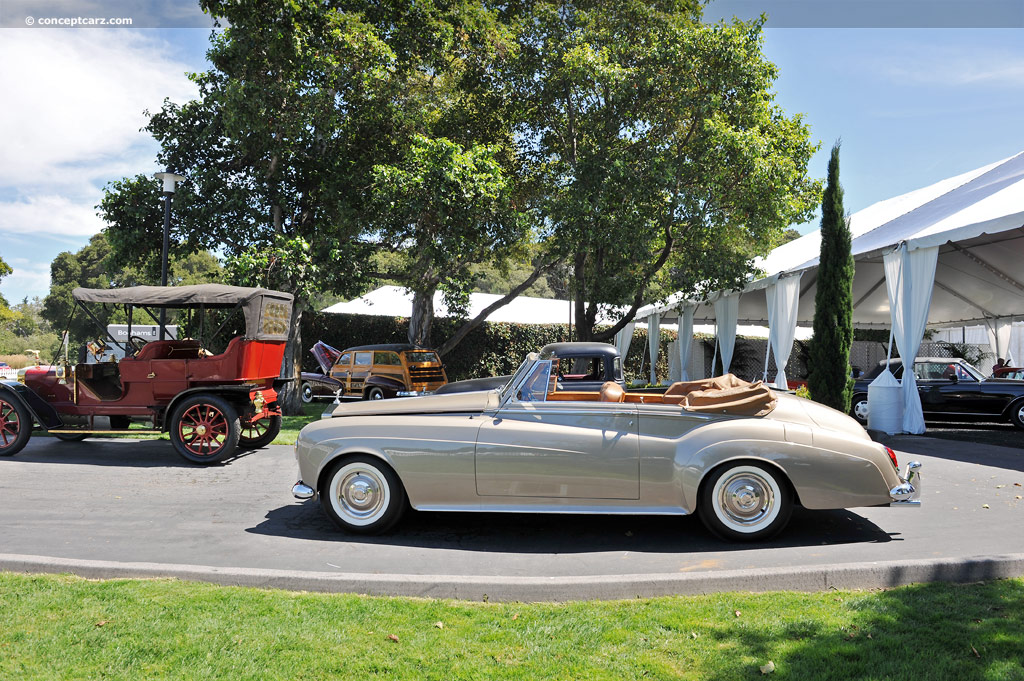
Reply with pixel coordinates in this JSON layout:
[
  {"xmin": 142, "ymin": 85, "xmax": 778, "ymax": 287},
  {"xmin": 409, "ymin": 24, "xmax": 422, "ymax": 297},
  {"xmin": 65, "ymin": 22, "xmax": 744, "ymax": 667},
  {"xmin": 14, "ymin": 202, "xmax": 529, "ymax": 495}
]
[{"xmin": 154, "ymin": 170, "xmax": 185, "ymax": 340}]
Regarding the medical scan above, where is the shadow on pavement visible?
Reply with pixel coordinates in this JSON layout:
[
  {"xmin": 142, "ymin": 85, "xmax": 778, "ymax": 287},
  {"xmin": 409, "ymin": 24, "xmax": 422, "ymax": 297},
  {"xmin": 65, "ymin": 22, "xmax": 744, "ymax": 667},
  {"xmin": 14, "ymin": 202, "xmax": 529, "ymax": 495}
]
[
  {"xmin": 887, "ymin": 433, "xmax": 1024, "ymax": 474},
  {"xmin": 248, "ymin": 502, "xmax": 897, "ymax": 554},
  {"xmin": 0, "ymin": 437, "xmax": 256, "ymax": 468}
]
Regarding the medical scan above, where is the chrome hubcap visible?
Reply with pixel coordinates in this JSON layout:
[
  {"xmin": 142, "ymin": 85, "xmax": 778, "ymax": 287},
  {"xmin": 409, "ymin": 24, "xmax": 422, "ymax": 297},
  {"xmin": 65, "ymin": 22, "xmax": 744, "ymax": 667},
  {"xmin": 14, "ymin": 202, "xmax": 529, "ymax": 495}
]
[
  {"xmin": 718, "ymin": 472, "xmax": 773, "ymax": 525},
  {"xmin": 854, "ymin": 400, "xmax": 869, "ymax": 420},
  {"xmin": 331, "ymin": 465, "xmax": 389, "ymax": 524}
]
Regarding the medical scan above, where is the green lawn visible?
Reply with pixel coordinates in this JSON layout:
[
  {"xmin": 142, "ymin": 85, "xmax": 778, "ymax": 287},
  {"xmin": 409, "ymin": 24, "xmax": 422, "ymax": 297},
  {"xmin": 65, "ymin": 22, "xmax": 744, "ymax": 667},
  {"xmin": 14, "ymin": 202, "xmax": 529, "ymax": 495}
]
[{"xmin": 1, "ymin": 573, "xmax": 1022, "ymax": 680}]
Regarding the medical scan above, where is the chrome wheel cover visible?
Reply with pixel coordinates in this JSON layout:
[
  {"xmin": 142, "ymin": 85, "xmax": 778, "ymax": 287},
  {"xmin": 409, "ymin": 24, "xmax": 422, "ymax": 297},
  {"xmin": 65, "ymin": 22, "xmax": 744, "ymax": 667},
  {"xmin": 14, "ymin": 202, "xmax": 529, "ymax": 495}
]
[
  {"xmin": 328, "ymin": 462, "xmax": 391, "ymax": 527},
  {"xmin": 853, "ymin": 399, "xmax": 869, "ymax": 421},
  {"xmin": 712, "ymin": 466, "xmax": 781, "ymax": 533}
]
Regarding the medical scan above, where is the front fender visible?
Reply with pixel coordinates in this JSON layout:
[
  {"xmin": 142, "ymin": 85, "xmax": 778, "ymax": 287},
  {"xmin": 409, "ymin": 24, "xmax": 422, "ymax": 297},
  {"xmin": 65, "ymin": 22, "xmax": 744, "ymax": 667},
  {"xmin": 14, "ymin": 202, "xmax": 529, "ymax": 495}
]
[
  {"xmin": 0, "ymin": 380, "xmax": 62, "ymax": 429},
  {"xmin": 364, "ymin": 376, "xmax": 405, "ymax": 394}
]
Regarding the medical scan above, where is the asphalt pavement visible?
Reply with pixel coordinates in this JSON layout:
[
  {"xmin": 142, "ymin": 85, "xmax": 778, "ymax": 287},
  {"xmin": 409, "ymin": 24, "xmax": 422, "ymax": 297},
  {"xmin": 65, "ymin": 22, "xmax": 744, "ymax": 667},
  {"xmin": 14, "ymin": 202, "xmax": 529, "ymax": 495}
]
[{"xmin": 1, "ymin": 434, "xmax": 1022, "ymax": 601}]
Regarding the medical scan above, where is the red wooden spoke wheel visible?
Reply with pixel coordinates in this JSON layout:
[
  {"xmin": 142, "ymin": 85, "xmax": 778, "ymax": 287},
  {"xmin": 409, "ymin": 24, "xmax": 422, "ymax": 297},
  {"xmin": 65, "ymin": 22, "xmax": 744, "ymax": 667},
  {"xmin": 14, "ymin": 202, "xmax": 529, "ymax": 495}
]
[
  {"xmin": 168, "ymin": 394, "xmax": 240, "ymax": 465},
  {"xmin": 0, "ymin": 396, "xmax": 32, "ymax": 457},
  {"xmin": 238, "ymin": 414, "xmax": 282, "ymax": 449}
]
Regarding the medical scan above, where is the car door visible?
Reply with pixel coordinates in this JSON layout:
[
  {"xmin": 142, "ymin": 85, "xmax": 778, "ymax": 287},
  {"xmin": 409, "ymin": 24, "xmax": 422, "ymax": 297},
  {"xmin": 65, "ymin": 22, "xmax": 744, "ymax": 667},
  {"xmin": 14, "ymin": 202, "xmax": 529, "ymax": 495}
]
[
  {"xmin": 475, "ymin": 361, "xmax": 640, "ymax": 499},
  {"xmin": 349, "ymin": 351, "xmax": 372, "ymax": 395},
  {"xmin": 329, "ymin": 352, "xmax": 352, "ymax": 395}
]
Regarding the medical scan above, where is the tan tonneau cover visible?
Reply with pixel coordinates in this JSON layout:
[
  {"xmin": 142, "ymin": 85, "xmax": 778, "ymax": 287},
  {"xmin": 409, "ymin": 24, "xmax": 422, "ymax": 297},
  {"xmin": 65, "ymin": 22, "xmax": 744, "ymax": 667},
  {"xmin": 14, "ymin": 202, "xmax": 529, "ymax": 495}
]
[{"xmin": 664, "ymin": 374, "xmax": 777, "ymax": 416}]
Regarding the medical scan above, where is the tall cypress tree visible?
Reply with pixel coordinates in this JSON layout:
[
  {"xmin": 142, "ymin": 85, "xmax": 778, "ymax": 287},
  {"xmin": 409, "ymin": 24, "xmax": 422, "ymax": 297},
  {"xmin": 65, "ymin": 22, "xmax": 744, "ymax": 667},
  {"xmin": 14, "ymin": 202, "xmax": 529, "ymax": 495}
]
[{"xmin": 808, "ymin": 142, "xmax": 854, "ymax": 411}]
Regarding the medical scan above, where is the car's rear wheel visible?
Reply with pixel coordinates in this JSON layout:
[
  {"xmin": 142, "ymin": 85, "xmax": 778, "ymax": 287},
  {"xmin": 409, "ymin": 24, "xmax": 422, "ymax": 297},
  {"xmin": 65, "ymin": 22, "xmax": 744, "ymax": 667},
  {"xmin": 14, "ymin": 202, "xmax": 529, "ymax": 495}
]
[
  {"xmin": 0, "ymin": 396, "xmax": 31, "ymax": 456},
  {"xmin": 169, "ymin": 394, "xmax": 240, "ymax": 464},
  {"xmin": 238, "ymin": 414, "xmax": 282, "ymax": 449},
  {"xmin": 301, "ymin": 382, "xmax": 314, "ymax": 403},
  {"xmin": 320, "ymin": 455, "xmax": 406, "ymax": 534},
  {"xmin": 699, "ymin": 462, "xmax": 792, "ymax": 541},
  {"xmin": 850, "ymin": 393, "xmax": 869, "ymax": 425},
  {"xmin": 366, "ymin": 386, "xmax": 386, "ymax": 401}
]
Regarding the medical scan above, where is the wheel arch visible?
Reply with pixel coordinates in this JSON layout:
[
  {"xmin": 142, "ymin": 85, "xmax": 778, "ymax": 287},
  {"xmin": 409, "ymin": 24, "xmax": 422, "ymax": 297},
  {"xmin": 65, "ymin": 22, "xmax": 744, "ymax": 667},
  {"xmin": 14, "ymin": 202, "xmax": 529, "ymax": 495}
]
[
  {"xmin": 162, "ymin": 385, "xmax": 257, "ymax": 429},
  {"xmin": 0, "ymin": 380, "xmax": 61, "ymax": 430},
  {"xmin": 363, "ymin": 376, "xmax": 404, "ymax": 395},
  {"xmin": 315, "ymin": 447, "xmax": 404, "ymax": 499},
  {"xmin": 1000, "ymin": 395, "xmax": 1024, "ymax": 423},
  {"xmin": 696, "ymin": 455, "xmax": 800, "ymax": 509}
]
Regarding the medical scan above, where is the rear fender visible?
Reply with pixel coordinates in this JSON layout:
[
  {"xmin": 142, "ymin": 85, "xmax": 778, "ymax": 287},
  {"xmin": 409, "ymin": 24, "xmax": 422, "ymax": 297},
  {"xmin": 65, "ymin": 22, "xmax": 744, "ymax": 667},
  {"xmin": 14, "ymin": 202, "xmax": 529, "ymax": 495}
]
[
  {"xmin": 0, "ymin": 380, "xmax": 62, "ymax": 429},
  {"xmin": 161, "ymin": 385, "xmax": 264, "ymax": 429}
]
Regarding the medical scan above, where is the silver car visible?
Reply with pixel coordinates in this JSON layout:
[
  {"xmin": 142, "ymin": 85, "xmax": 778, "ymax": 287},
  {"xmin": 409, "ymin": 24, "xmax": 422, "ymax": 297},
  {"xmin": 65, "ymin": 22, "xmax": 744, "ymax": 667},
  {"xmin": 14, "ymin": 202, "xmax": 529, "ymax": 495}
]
[{"xmin": 292, "ymin": 355, "xmax": 921, "ymax": 541}]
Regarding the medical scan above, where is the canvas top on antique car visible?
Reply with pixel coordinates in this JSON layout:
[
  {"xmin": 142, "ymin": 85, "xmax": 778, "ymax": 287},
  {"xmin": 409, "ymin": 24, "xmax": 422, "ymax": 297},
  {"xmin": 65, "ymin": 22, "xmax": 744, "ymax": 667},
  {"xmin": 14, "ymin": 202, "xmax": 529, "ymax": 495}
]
[{"xmin": 71, "ymin": 284, "xmax": 294, "ymax": 341}]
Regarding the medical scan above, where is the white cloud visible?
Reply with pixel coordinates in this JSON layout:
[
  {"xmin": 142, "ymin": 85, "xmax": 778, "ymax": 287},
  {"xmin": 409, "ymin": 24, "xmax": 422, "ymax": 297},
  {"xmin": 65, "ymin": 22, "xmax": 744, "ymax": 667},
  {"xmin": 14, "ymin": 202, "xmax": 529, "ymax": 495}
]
[
  {"xmin": 0, "ymin": 194, "xmax": 105, "ymax": 236},
  {"xmin": 0, "ymin": 258, "xmax": 51, "ymax": 304},
  {"xmin": 0, "ymin": 29, "xmax": 197, "ymax": 191},
  {"xmin": 876, "ymin": 45, "xmax": 1024, "ymax": 87}
]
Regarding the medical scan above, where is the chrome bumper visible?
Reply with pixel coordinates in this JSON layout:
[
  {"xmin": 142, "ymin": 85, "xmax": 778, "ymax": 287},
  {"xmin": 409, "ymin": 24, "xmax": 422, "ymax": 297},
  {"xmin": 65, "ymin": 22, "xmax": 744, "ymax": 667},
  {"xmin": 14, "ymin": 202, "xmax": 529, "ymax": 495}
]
[
  {"xmin": 292, "ymin": 480, "xmax": 315, "ymax": 500},
  {"xmin": 889, "ymin": 461, "xmax": 922, "ymax": 507}
]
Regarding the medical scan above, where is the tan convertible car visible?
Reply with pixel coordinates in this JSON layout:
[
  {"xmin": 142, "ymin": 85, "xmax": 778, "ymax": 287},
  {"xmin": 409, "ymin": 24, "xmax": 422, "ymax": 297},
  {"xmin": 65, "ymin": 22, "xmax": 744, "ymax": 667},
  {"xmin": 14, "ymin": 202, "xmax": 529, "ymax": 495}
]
[{"xmin": 292, "ymin": 355, "xmax": 921, "ymax": 541}]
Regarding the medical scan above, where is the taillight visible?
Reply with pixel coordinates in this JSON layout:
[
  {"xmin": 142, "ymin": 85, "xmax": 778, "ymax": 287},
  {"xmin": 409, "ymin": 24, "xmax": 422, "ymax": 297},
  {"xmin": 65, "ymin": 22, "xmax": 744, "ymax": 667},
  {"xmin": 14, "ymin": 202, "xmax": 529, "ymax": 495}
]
[{"xmin": 885, "ymin": 446, "xmax": 899, "ymax": 471}]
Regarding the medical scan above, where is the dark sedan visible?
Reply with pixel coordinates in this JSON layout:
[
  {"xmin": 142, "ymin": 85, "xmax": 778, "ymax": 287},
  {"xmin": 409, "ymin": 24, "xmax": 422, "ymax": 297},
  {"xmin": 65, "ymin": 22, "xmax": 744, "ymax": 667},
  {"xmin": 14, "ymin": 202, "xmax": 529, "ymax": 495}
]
[{"xmin": 851, "ymin": 357, "xmax": 1024, "ymax": 429}]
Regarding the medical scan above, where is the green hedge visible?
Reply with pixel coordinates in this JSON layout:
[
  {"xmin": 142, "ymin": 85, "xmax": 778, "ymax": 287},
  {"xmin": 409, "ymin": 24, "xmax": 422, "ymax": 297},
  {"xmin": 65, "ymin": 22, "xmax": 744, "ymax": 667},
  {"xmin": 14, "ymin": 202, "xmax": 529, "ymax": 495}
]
[{"xmin": 300, "ymin": 312, "xmax": 679, "ymax": 383}]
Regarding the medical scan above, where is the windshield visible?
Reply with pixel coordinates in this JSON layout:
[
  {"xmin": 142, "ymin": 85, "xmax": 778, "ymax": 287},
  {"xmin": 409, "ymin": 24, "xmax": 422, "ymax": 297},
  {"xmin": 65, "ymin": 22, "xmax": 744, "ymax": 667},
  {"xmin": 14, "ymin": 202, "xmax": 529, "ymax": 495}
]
[
  {"xmin": 405, "ymin": 351, "xmax": 439, "ymax": 364},
  {"xmin": 500, "ymin": 353, "xmax": 540, "ymax": 402}
]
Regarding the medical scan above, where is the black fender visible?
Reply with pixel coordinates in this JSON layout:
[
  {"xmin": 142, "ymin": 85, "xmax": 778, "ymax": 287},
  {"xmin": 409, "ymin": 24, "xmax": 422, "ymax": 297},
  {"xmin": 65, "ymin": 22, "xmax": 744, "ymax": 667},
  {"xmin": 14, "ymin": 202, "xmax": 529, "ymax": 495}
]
[
  {"xmin": 0, "ymin": 380, "xmax": 63, "ymax": 429},
  {"xmin": 160, "ymin": 384, "xmax": 263, "ymax": 429},
  {"xmin": 364, "ymin": 375, "xmax": 405, "ymax": 395},
  {"xmin": 1002, "ymin": 394, "xmax": 1024, "ymax": 420}
]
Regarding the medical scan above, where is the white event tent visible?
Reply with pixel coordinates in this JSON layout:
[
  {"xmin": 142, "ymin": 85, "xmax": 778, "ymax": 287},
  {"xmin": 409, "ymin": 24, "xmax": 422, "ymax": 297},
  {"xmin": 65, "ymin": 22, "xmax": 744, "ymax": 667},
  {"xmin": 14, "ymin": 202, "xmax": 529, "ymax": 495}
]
[
  {"xmin": 322, "ymin": 285, "xmax": 622, "ymax": 325},
  {"xmin": 634, "ymin": 150, "xmax": 1024, "ymax": 434}
]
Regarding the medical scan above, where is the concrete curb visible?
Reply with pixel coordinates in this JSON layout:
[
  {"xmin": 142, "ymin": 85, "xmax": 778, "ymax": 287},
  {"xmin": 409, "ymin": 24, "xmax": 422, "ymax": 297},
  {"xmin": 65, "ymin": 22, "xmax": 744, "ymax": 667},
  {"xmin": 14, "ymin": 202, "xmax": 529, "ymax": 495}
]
[{"xmin": 4, "ymin": 552, "xmax": 1024, "ymax": 601}]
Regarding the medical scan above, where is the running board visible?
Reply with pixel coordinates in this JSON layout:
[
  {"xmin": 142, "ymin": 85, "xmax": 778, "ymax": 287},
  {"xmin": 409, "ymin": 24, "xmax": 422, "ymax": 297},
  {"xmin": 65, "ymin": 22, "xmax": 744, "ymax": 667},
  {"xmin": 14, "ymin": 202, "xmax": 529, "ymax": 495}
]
[{"xmin": 48, "ymin": 429, "xmax": 162, "ymax": 435}]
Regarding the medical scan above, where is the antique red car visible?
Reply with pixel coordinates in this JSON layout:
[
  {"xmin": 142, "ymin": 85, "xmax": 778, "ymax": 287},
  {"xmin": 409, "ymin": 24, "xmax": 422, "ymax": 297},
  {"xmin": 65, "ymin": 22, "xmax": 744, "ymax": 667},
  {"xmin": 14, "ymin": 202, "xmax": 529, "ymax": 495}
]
[{"xmin": 0, "ymin": 284, "xmax": 293, "ymax": 464}]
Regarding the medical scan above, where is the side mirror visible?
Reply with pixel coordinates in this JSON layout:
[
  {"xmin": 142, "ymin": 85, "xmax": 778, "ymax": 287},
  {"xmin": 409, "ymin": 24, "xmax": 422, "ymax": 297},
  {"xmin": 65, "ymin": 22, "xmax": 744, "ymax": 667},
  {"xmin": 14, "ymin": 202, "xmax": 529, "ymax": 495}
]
[{"xmin": 949, "ymin": 373, "xmax": 959, "ymax": 383}]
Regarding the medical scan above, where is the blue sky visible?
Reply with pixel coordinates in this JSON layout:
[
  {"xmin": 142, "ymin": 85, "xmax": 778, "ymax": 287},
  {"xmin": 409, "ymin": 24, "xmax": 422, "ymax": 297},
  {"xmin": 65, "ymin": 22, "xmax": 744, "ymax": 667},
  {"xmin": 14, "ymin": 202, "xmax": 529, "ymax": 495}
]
[{"xmin": 1, "ymin": 11, "xmax": 1023, "ymax": 304}]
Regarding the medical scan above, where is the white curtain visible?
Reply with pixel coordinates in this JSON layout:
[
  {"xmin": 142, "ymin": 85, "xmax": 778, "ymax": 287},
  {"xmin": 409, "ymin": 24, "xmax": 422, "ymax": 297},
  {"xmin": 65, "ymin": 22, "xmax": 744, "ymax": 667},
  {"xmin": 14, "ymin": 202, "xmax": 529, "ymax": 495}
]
[
  {"xmin": 714, "ymin": 294, "xmax": 739, "ymax": 375},
  {"xmin": 647, "ymin": 312, "xmax": 661, "ymax": 384},
  {"xmin": 883, "ymin": 244, "xmax": 939, "ymax": 434},
  {"xmin": 614, "ymin": 321, "xmax": 635, "ymax": 364},
  {"xmin": 668, "ymin": 340, "xmax": 680, "ymax": 381},
  {"xmin": 764, "ymin": 274, "xmax": 803, "ymax": 390},
  {"xmin": 985, "ymin": 318, "xmax": 1013, "ymax": 364},
  {"xmin": 677, "ymin": 305, "xmax": 695, "ymax": 381}
]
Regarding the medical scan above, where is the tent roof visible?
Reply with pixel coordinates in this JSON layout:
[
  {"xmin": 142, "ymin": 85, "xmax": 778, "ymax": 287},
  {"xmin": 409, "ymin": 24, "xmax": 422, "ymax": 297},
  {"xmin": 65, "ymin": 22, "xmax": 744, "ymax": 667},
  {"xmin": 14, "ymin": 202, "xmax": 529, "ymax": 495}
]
[
  {"xmin": 641, "ymin": 150, "xmax": 1024, "ymax": 328},
  {"xmin": 323, "ymin": 285, "xmax": 621, "ymax": 325}
]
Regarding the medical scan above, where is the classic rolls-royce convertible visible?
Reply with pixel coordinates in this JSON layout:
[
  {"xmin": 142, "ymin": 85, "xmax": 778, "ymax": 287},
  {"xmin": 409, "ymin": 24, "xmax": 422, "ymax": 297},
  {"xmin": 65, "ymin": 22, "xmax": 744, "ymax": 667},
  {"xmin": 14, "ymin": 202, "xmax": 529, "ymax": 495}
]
[{"xmin": 292, "ymin": 355, "xmax": 921, "ymax": 541}]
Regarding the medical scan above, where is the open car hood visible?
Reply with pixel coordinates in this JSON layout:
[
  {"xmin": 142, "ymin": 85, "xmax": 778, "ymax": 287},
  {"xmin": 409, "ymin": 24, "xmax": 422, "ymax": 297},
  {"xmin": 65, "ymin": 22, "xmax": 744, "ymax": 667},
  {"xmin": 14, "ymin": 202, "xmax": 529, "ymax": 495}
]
[{"xmin": 311, "ymin": 341, "xmax": 342, "ymax": 374}]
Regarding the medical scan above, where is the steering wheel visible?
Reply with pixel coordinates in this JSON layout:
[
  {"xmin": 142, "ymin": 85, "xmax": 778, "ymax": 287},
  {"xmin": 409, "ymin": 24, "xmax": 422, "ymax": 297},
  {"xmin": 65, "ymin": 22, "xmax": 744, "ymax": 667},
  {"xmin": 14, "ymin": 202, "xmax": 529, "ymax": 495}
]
[{"xmin": 127, "ymin": 335, "xmax": 150, "ymax": 356}]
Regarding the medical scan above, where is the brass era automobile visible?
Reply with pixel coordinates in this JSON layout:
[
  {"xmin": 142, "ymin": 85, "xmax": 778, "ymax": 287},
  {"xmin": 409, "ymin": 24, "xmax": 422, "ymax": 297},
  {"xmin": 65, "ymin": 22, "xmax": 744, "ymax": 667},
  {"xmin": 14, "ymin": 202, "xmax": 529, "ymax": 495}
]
[
  {"xmin": 292, "ymin": 354, "xmax": 921, "ymax": 541},
  {"xmin": 301, "ymin": 342, "xmax": 447, "ymax": 402},
  {"xmin": 0, "ymin": 284, "xmax": 293, "ymax": 464}
]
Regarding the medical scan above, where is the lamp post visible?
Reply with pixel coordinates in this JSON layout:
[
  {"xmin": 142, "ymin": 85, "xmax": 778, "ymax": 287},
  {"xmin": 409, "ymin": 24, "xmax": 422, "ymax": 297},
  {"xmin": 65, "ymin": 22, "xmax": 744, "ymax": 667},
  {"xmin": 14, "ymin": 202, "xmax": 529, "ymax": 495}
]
[{"xmin": 154, "ymin": 170, "xmax": 185, "ymax": 340}]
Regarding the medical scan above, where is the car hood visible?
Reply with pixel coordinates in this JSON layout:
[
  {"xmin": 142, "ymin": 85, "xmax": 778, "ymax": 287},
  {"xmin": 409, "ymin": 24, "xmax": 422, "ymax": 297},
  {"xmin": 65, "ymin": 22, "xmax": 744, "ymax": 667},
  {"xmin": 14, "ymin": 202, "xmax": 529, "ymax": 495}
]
[{"xmin": 328, "ymin": 389, "xmax": 501, "ymax": 417}]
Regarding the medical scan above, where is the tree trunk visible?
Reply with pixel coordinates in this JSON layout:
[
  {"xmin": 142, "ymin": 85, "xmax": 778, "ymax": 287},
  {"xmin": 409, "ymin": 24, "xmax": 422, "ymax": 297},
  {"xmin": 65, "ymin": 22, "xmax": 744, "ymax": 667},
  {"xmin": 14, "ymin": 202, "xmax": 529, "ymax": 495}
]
[
  {"xmin": 279, "ymin": 300, "xmax": 305, "ymax": 415},
  {"xmin": 408, "ymin": 290, "xmax": 434, "ymax": 347}
]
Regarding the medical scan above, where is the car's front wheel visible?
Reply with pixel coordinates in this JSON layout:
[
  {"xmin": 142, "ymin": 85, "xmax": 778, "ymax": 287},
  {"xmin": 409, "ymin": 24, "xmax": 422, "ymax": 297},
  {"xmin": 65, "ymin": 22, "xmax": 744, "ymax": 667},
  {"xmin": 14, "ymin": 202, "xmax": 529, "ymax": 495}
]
[
  {"xmin": 1010, "ymin": 399, "xmax": 1024, "ymax": 430},
  {"xmin": 850, "ymin": 393, "xmax": 869, "ymax": 425},
  {"xmin": 301, "ymin": 382, "xmax": 314, "ymax": 403},
  {"xmin": 699, "ymin": 462, "xmax": 792, "ymax": 541},
  {"xmin": 0, "ymin": 395, "xmax": 31, "ymax": 457},
  {"xmin": 52, "ymin": 432, "xmax": 88, "ymax": 442},
  {"xmin": 366, "ymin": 387, "xmax": 386, "ymax": 401},
  {"xmin": 169, "ymin": 394, "xmax": 241, "ymax": 464},
  {"xmin": 320, "ymin": 456, "xmax": 406, "ymax": 534},
  {"xmin": 238, "ymin": 414, "xmax": 282, "ymax": 449}
]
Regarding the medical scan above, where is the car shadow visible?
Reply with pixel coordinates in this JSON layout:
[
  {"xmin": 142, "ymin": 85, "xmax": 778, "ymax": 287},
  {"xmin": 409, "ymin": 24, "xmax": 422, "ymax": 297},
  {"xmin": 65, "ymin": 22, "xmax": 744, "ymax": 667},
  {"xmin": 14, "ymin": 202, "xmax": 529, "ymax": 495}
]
[
  {"xmin": 1, "ymin": 437, "xmax": 257, "ymax": 468},
  {"xmin": 247, "ymin": 502, "xmax": 897, "ymax": 554},
  {"xmin": 882, "ymin": 431, "xmax": 1024, "ymax": 474}
]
